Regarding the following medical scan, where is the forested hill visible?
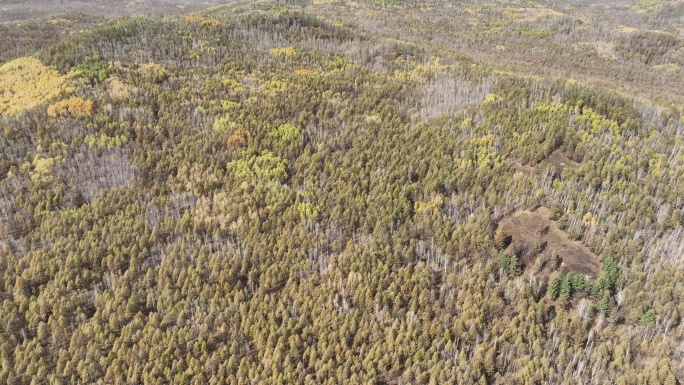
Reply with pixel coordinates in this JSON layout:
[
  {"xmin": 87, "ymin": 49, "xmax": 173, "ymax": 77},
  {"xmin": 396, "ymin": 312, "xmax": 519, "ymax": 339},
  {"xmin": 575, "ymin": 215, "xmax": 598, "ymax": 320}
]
[{"xmin": 1, "ymin": 1, "xmax": 684, "ymax": 384}]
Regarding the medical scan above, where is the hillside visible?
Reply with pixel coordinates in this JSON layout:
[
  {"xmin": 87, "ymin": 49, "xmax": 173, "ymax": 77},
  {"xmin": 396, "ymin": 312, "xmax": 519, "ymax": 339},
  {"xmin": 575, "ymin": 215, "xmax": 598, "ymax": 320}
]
[{"xmin": 1, "ymin": 1, "xmax": 684, "ymax": 384}]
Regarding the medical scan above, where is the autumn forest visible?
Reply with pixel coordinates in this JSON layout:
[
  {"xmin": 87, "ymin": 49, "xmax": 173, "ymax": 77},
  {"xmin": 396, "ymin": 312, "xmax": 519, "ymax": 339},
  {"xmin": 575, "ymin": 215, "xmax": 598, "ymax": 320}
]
[{"xmin": 1, "ymin": 0, "xmax": 684, "ymax": 384}]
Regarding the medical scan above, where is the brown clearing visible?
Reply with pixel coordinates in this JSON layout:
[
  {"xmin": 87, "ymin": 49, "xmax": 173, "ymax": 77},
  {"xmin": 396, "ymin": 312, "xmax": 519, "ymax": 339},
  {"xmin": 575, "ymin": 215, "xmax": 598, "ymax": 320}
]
[
  {"xmin": 368, "ymin": 49, "xmax": 405, "ymax": 68},
  {"xmin": 513, "ymin": 162, "xmax": 535, "ymax": 175},
  {"xmin": 513, "ymin": 148, "xmax": 580, "ymax": 175},
  {"xmin": 498, "ymin": 206, "xmax": 600, "ymax": 278},
  {"xmin": 545, "ymin": 148, "xmax": 580, "ymax": 171}
]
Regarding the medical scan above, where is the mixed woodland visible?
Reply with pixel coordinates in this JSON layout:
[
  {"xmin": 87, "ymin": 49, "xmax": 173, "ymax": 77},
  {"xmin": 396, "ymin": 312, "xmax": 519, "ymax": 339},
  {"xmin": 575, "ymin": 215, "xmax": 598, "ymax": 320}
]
[{"xmin": 1, "ymin": 0, "xmax": 684, "ymax": 384}]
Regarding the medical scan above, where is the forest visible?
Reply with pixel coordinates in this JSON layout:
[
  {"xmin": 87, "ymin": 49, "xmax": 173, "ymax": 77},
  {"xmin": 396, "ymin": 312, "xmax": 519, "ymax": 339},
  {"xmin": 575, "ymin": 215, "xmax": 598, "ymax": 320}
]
[{"xmin": 1, "ymin": 0, "xmax": 684, "ymax": 384}]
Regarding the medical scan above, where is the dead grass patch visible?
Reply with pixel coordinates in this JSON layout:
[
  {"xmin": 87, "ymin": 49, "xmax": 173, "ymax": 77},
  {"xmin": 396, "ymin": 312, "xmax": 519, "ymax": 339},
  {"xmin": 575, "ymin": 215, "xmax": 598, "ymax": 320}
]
[
  {"xmin": 498, "ymin": 206, "xmax": 600, "ymax": 278},
  {"xmin": 514, "ymin": 148, "xmax": 580, "ymax": 174}
]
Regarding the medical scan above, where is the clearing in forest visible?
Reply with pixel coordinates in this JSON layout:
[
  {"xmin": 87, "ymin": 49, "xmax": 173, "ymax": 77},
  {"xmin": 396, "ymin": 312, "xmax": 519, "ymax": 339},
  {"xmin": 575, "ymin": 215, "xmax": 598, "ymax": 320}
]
[
  {"xmin": 514, "ymin": 148, "xmax": 580, "ymax": 175},
  {"xmin": 497, "ymin": 206, "xmax": 600, "ymax": 278},
  {"xmin": 544, "ymin": 149, "xmax": 580, "ymax": 171}
]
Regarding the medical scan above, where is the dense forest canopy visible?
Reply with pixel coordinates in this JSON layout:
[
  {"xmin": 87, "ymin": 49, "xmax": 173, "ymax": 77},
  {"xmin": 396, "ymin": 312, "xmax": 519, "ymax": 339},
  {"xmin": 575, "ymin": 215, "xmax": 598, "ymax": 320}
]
[{"xmin": 1, "ymin": 1, "xmax": 684, "ymax": 384}]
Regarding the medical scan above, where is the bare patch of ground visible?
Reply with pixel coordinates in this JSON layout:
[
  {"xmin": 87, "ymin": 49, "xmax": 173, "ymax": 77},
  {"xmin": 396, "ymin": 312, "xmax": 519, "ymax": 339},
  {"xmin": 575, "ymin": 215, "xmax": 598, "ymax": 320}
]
[
  {"xmin": 498, "ymin": 206, "xmax": 600, "ymax": 278},
  {"xmin": 512, "ymin": 162, "xmax": 535, "ymax": 175},
  {"xmin": 544, "ymin": 148, "xmax": 580, "ymax": 171},
  {"xmin": 371, "ymin": 49, "xmax": 403, "ymax": 63},
  {"xmin": 513, "ymin": 148, "xmax": 580, "ymax": 175},
  {"xmin": 367, "ymin": 49, "xmax": 406, "ymax": 70}
]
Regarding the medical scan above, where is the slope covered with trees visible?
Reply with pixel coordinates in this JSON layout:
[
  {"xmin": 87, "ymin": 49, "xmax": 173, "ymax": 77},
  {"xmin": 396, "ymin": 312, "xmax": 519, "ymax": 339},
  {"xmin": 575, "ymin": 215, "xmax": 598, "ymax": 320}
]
[
  {"xmin": 0, "ymin": 1, "xmax": 683, "ymax": 384},
  {"xmin": 307, "ymin": 0, "xmax": 684, "ymax": 108}
]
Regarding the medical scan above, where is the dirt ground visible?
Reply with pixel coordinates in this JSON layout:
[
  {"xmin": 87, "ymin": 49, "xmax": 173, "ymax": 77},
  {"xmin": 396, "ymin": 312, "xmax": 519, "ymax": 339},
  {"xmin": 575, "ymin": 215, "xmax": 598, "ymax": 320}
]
[
  {"xmin": 513, "ymin": 148, "xmax": 580, "ymax": 175},
  {"xmin": 0, "ymin": 0, "xmax": 236, "ymax": 23},
  {"xmin": 498, "ymin": 206, "xmax": 600, "ymax": 278},
  {"xmin": 544, "ymin": 148, "xmax": 580, "ymax": 171}
]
